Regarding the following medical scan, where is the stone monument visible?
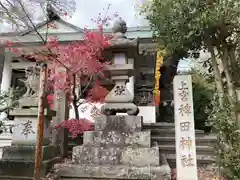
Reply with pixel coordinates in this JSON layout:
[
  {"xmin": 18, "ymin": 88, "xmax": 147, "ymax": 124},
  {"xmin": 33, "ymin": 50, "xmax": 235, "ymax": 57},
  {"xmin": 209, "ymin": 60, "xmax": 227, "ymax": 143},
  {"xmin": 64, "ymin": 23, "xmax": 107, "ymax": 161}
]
[
  {"xmin": 0, "ymin": 66, "xmax": 59, "ymax": 179},
  {"xmin": 55, "ymin": 19, "xmax": 171, "ymax": 180},
  {"xmin": 173, "ymin": 75, "xmax": 198, "ymax": 180}
]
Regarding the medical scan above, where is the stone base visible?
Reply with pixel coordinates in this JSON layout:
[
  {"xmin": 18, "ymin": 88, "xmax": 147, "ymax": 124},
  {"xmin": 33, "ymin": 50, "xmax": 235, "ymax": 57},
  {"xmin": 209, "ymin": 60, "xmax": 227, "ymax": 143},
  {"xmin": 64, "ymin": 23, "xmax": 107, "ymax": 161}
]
[
  {"xmin": 0, "ymin": 145, "xmax": 61, "ymax": 179},
  {"xmin": 18, "ymin": 97, "xmax": 39, "ymax": 108},
  {"xmin": 83, "ymin": 130, "xmax": 150, "ymax": 147},
  {"xmin": 73, "ymin": 145, "xmax": 159, "ymax": 166},
  {"xmin": 54, "ymin": 163, "xmax": 171, "ymax": 180},
  {"xmin": 1, "ymin": 145, "xmax": 60, "ymax": 161},
  {"xmin": 101, "ymin": 103, "xmax": 139, "ymax": 115},
  {"xmin": 0, "ymin": 157, "xmax": 60, "ymax": 179},
  {"xmin": 56, "ymin": 115, "xmax": 171, "ymax": 180},
  {"xmin": 94, "ymin": 115, "xmax": 143, "ymax": 132}
]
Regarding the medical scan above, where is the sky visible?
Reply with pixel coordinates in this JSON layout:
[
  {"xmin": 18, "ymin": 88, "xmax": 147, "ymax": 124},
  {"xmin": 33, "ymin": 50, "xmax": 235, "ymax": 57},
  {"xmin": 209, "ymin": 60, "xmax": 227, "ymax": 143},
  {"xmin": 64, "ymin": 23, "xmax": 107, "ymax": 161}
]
[
  {"xmin": 0, "ymin": 0, "xmax": 191, "ymax": 69},
  {"xmin": 67, "ymin": 0, "xmax": 146, "ymax": 28},
  {"xmin": 66, "ymin": 0, "xmax": 190, "ymax": 70}
]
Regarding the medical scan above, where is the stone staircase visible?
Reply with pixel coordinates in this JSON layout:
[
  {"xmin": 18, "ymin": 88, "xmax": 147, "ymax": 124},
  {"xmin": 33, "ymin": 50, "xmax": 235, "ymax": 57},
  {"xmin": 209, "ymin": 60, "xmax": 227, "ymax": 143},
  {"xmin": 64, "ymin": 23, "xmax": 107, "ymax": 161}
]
[
  {"xmin": 143, "ymin": 122, "xmax": 216, "ymax": 168},
  {"xmin": 68, "ymin": 122, "xmax": 216, "ymax": 169}
]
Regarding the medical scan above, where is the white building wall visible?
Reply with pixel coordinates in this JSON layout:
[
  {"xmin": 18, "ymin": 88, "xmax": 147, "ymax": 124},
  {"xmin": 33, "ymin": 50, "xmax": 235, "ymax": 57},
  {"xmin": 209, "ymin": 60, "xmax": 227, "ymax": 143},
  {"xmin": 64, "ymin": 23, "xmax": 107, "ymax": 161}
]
[
  {"xmin": 1, "ymin": 50, "xmax": 12, "ymax": 92},
  {"xmin": 0, "ymin": 50, "xmax": 14, "ymax": 158}
]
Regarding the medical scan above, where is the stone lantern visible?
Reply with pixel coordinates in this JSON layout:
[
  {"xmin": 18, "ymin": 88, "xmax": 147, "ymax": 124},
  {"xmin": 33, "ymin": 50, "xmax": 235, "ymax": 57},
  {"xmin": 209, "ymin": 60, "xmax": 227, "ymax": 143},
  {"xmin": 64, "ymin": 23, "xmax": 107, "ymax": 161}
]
[
  {"xmin": 101, "ymin": 19, "xmax": 139, "ymax": 115},
  {"xmin": 54, "ymin": 20, "xmax": 172, "ymax": 179}
]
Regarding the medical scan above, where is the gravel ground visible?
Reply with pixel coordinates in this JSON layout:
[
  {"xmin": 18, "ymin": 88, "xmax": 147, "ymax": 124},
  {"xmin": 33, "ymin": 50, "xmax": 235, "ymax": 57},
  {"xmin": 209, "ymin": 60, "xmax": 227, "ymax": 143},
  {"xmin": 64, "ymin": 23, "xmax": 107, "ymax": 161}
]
[
  {"xmin": 47, "ymin": 159, "xmax": 225, "ymax": 180},
  {"xmin": 172, "ymin": 165, "xmax": 225, "ymax": 180}
]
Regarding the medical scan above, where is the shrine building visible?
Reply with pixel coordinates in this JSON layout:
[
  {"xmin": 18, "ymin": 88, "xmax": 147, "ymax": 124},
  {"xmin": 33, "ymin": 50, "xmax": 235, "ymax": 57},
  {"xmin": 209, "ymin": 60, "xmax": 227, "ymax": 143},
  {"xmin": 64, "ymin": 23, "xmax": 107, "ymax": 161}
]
[{"xmin": 0, "ymin": 17, "xmax": 177, "ymax": 124}]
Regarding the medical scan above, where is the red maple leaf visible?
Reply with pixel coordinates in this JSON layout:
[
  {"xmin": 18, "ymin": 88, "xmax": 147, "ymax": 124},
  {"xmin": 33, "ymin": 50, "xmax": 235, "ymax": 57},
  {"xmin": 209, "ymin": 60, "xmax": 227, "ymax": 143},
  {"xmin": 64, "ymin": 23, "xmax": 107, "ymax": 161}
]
[{"xmin": 56, "ymin": 118, "xmax": 94, "ymax": 138}]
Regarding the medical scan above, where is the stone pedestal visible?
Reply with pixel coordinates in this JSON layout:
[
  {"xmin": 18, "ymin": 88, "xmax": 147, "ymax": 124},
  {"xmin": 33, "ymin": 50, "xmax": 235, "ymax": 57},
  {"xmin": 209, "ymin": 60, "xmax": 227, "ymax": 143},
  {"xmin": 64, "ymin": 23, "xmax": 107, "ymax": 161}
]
[
  {"xmin": 0, "ymin": 99, "xmax": 60, "ymax": 179},
  {"xmin": 101, "ymin": 64, "xmax": 139, "ymax": 116},
  {"xmin": 55, "ymin": 116, "xmax": 171, "ymax": 179}
]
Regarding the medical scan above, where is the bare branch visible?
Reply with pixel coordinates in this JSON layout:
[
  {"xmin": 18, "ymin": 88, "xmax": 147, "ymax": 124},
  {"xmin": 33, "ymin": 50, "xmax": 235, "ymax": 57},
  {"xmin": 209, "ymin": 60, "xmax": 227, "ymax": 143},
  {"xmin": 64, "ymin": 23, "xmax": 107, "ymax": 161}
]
[
  {"xmin": 0, "ymin": 1, "xmax": 21, "ymax": 30},
  {"xmin": 76, "ymin": 75, "xmax": 94, "ymax": 103},
  {"xmin": 16, "ymin": 0, "xmax": 46, "ymax": 43}
]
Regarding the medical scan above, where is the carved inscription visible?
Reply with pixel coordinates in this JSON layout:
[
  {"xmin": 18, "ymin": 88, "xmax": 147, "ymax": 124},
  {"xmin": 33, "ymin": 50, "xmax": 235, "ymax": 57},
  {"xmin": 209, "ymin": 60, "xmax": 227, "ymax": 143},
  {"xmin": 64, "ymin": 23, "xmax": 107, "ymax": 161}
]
[
  {"xmin": 181, "ymin": 154, "xmax": 194, "ymax": 167},
  {"xmin": 114, "ymin": 85, "xmax": 126, "ymax": 96},
  {"xmin": 180, "ymin": 137, "xmax": 192, "ymax": 150},
  {"xmin": 90, "ymin": 105, "xmax": 102, "ymax": 120},
  {"xmin": 178, "ymin": 104, "xmax": 192, "ymax": 116},
  {"xmin": 177, "ymin": 81, "xmax": 192, "ymax": 117},
  {"xmin": 178, "ymin": 81, "xmax": 189, "ymax": 101},
  {"xmin": 21, "ymin": 120, "xmax": 35, "ymax": 138},
  {"xmin": 80, "ymin": 105, "xmax": 88, "ymax": 113}
]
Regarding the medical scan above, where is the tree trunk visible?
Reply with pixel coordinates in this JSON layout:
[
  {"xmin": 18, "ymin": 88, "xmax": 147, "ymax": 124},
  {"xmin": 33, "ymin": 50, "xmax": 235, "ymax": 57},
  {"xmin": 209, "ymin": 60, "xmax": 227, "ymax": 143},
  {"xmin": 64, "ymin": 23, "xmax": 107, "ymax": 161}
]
[
  {"xmin": 227, "ymin": 47, "xmax": 240, "ymax": 127},
  {"xmin": 73, "ymin": 100, "xmax": 80, "ymax": 120},
  {"xmin": 207, "ymin": 44, "xmax": 224, "ymax": 108},
  {"xmin": 220, "ymin": 48, "xmax": 237, "ymax": 105},
  {"xmin": 228, "ymin": 48, "xmax": 237, "ymax": 64},
  {"xmin": 72, "ymin": 74, "xmax": 80, "ymax": 120}
]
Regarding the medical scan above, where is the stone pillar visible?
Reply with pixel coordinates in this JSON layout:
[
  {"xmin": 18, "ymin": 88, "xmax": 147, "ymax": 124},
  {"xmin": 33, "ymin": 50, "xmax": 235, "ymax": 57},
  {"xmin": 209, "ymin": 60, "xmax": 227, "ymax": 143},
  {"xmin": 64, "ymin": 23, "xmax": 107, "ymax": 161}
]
[
  {"xmin": 1, "ymin": 49, "xmax": 12, "ymax": 92},
  {"xmin": 52, "ymin": 88, "xmax": 69, "ymax": 157},
  {"xmin": 0, "ymin": 108, "xmax": 59, "ymax": 178},
  {"xmin": 0, "ymin": 66, "xmax": 59, "ymax": 179},
  {"xmin": 126, "ymin": 58, "xmax": 134, "ymax": 97}
]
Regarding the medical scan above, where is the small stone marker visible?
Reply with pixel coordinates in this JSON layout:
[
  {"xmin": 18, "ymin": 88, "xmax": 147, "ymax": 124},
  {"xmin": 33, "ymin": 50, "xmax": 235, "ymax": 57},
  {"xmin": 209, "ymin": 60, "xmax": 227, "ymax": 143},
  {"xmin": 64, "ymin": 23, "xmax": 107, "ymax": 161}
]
[{"xmin": 173, "ymin": 75, "xmax": 198, "ymax": 180}]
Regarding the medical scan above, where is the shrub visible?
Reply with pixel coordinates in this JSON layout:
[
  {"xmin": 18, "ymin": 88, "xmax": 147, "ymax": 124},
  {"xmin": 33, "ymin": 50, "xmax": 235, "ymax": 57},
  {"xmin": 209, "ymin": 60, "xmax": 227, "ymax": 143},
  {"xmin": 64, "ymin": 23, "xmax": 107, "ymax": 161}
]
[{"xmin": 208, "ymin": 96, "xmax": 240, "ymax": 180}]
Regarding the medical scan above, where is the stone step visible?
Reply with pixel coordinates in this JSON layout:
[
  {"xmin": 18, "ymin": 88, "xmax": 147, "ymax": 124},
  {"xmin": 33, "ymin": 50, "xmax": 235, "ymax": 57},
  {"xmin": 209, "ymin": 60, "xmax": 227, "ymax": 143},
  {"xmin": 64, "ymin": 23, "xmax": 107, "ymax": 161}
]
[
  {"xmin": 72, "ymin": 145, "xmax": 159, "ymax": 166},
  {"xmin": 165, "ymin": 154, "xmax": 215, "ymax": 168},
  {"xmin": 0, "ymin": 176, "xmax": 34, "ymax": 180},
  {"xmin": 145, "ymin": 128, "xmax": 205, "ymax": 137},
  {"xmin": 1, "ymin": 145, "xmax": 60, "ymax": 161},
  {"xmin": 159, "ymin": 145, "xmax": 215, "ymax": 156},
  {"xmin": 95, "ymin": 116, "xmax": 142, "ymax": 132},
  {"xmin": 83, "ymin": 130, "xmax": 151, "ymax": 148},
  {"xmin": 151, "ymin": 135, "xmax": 217, "ymax": 146},
  {"xmin": 0, "ymin": 157, "xmax": 60, "ymax": 178},
  {"xmin": 143, "ymin": 123, "xmax": 174, "ymax": 130},
  {"xmin": 54, "ymin": 163, "xmax": 171, "ymax": 180}
]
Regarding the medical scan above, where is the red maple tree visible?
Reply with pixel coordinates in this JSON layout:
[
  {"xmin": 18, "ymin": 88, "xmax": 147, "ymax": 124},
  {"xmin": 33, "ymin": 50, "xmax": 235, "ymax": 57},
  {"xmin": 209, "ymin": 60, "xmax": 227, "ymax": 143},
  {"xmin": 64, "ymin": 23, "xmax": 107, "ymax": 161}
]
[
  {"xmin": 43, "ymin": 26, "xmax": 111, "ymax": 137},
  {"xmin": 4, "ymin": 8, "xmax": 119, "ymax": 138}
]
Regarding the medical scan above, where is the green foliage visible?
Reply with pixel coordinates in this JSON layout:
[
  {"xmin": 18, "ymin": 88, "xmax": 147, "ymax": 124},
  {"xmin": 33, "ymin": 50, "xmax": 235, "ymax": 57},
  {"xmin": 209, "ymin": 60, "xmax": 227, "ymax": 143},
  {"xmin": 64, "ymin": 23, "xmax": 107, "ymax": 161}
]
[
  {"xmin": 207, "ymin": 96, "xmax": 240, "ymax": 180},
  {"xmin": 191, "ymin": 70, "xmax": 214, "ymax": 130},
  {"xmin": 0, "ymin": 88, "xmax": 25, "ymax": 134},
  {"xmin": 0, "ymin": 88, "xmax": 25, "ymax": 112},
  {"xmin": 141, "ymin": 0, "xmax": 240, "ymax": 58},
  {"xmin": 141, "ymin": 1, "xmax": 240, "ymax": 177},
  {"xmin": 192, "ymin": 83, "xmax": 213, "ymax": 130}
]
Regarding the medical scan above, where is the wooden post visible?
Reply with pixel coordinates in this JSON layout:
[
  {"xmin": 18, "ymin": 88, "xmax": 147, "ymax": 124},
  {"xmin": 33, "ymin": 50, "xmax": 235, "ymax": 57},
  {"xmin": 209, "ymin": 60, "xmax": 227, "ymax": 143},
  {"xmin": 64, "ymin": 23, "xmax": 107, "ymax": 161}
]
[
  {"xmin": 173, "ymin": 75, "xmax": 198, "ymax": 180},
  {"xmin": 34, "ymin": 63, "xmax": 48, "ymax": 180}
]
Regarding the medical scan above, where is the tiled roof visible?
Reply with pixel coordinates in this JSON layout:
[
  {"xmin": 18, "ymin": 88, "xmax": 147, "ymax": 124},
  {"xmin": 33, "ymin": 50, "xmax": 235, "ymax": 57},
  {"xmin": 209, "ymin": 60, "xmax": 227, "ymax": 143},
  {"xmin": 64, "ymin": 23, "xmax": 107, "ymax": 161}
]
[{"xmin": 0, "ymin": 18, "xmax": 152, "ymax": 37}]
